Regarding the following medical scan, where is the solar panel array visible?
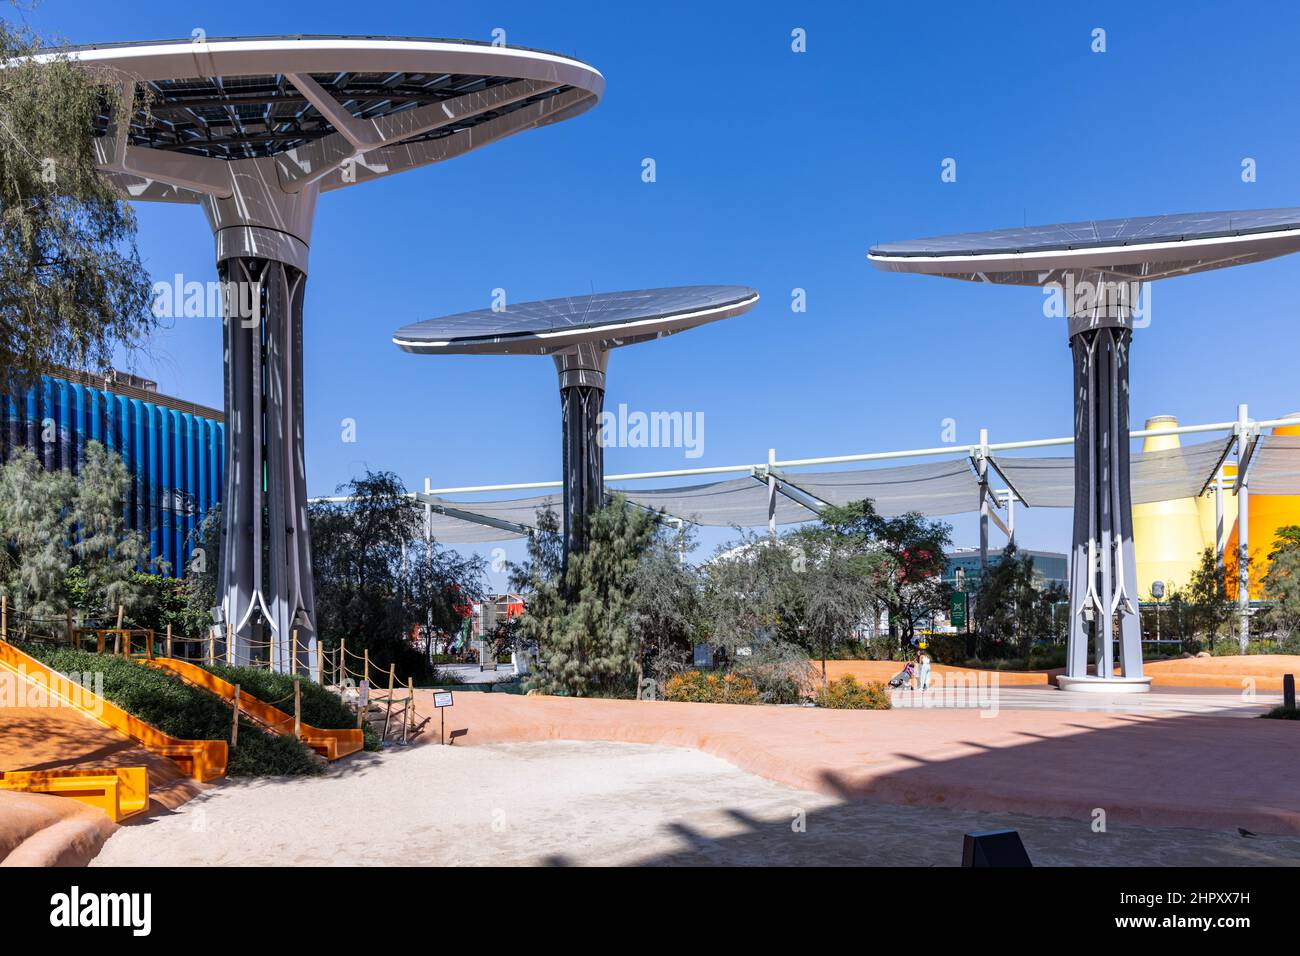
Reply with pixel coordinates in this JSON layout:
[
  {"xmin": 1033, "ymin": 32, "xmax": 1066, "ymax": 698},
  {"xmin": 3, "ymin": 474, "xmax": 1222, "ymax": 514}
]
[
  {"xmin": 394, "ymin": 286, "xmax": 757, "ymax": 346},
  {"xmin": 870, "ymin": 208, "xmax": 1300, "ymax": 257},
  {"xmin": 96, "ymin": 71, "xmax": 570, "ymax": 161}
]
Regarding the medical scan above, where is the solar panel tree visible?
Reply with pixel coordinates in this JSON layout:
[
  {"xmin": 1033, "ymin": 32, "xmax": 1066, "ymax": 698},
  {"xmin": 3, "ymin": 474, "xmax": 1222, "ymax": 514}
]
[
  {"xmin": 37, "ymin": 36, "xmax": 603, "ymax": 672},
  {"xmin": 871, "ymin": 209, "xmax": 1300, "ymax": 690}
]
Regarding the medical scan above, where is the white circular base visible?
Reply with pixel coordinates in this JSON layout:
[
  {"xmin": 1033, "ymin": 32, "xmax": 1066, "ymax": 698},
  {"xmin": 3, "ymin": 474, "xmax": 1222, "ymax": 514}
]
[{"xmin": 1057, "ymin": 675, "xmax": 1153, "ymax": 694}]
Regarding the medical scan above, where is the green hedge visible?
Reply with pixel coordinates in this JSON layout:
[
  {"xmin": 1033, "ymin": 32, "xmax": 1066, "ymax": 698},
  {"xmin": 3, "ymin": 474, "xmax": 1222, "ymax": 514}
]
[
  {"xmin": 17, "ymin": 643, "xmax": 321, "ymax": 776},
  {"xmin": 204, "ymin": 663, "xmax": 380, "ymax": 751}
]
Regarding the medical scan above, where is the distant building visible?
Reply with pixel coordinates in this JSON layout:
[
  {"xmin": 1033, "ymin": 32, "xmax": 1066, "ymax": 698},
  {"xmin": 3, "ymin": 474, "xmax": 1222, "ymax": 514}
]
[
  {"xmin": 945, "ymin": 547, "xmax": 1068, "ymax": 593},
  {"xmin": 0, "ymin": 366, "xmax": 224, "ymax": 578}
]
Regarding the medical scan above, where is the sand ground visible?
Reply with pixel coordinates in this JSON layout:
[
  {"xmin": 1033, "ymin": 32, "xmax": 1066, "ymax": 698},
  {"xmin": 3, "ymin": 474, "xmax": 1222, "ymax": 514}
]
[{"xmin": 90, "ymin": 740, "xmax": 1300, "ymax": 867}]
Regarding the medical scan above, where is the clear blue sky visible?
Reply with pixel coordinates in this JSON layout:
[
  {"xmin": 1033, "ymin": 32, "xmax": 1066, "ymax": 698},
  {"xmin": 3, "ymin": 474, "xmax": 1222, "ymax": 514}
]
[{"xmin": 22, "ymin": 0, "xmax": 1300, "ymax": 585}]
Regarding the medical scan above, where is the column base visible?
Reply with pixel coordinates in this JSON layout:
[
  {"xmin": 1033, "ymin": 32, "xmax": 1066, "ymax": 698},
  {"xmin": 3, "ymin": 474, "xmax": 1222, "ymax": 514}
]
[{"xmin": 1056, "ymin": 675, "xmax": 1153, "ymax": 694}]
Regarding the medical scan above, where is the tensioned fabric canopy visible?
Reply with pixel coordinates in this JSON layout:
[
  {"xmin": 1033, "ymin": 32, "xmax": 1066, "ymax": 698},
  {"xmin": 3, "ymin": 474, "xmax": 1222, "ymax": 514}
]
[
  {"xmin": 990, "ymin": 437, "xmax": 1233, "ymax": 508},
  {"xmin": 418, "ymin": 437, "xmax": 1252, "ymax": 544},
  {"xmin": 1245, "ymin": 435, "xmax": 1300, "ymax": 495},
  {"xmin": 613, "ymin": 477, "xmax": 811, "ymax": 527},
  {"xmin": 774, "ymin": 459, "xmax": 980, "ymax": 516}
]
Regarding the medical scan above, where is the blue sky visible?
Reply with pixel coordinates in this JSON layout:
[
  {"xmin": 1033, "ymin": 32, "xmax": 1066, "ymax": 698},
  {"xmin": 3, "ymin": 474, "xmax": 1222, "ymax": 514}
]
[{"xmin": 22, "ymin": 0, "xmax": 1300, "ymax": 584}]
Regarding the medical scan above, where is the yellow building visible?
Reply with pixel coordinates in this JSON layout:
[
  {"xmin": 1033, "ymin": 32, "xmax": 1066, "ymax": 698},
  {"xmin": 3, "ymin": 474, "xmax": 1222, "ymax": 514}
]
[{"xmin": 1133, "ymin": 416, "xmax": 1208, "ymax": 599}]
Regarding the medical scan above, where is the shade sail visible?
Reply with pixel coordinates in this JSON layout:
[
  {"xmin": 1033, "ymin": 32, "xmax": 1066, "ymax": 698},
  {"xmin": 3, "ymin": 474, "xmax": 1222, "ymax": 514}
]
[
  {"xmin": 614, "ymin": 477, "xmax": 814, "ymax": 527},
  {"xmin": 1246, "ymin": 435, "xmax": 1300, "ymax": 495},
  {"xmin": 991, "ymin": 437, "xmax": 1233, "ymax": 507},
  {"xmin": 422, "ymin": 494, "xmax": 561, "ymax": 544},
  {"xmin": 426, "ymin": 511, "xmax": 527, "ymax": 544},
  {"xmin": 776, "ymin": 459, "xmax": 981, "ymax": 516}
]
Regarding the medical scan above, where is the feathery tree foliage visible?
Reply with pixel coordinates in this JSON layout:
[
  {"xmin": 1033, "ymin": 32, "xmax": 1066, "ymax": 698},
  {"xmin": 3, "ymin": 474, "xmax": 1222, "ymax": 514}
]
[
  {"xmin": 0, "ymin": 441, "xmax": 154, "ymax": 634},
  {"xmin": 0, "ymin": 14, "xmax": 155, "ymax": 384},
  {"xmin": 1259, "ymin": 526, "xmax": 1300, "ymax": 645},
  {"xmin": 972, "ymin": 540, "xmax": 1066, "ymax": 658},
  {"xmin": 308, "ymin": 470, "xmax": 485, "ymax": 680},
  {"xmin": 518, "ymin": 496, "xmax": 661, "ymax": 697}
]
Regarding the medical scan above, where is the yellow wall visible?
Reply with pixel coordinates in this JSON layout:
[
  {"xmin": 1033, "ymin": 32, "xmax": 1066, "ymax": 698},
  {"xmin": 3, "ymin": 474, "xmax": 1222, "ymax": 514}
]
[{"xmin": 1133, "ymin": 416, "xmax": 1207, "ymax": 598}]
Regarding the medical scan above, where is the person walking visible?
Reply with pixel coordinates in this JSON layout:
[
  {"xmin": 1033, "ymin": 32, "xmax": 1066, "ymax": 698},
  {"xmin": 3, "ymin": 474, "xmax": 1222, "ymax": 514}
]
[{"xmin": 916, "ymin": 642, "xmax": 933, "ymax": 691}]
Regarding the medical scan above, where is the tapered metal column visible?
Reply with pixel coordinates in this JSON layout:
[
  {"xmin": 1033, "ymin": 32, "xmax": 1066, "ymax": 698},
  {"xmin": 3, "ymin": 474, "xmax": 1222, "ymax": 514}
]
[
  {"xmin": 1066, "ymin": 311, "xmax": 1143, "ymax": 684},
  {"xmin": 554, "ymin": 346, "xmax": 609, "ymax": 566},
  {"xmin": 208, "ymin": 164, "xmax": 319, "ymax": 675}
]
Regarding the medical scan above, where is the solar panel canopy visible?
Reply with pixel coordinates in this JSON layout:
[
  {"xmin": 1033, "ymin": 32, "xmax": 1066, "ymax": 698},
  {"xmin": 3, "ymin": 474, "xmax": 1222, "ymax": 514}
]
[
  {"xmin": 50, "ymin": 35, "xmax": 604, "ymax": 201},
  {"xmin": 393, "ymin": 286, "xmax": 759, "ymax": 355},
  {"xmin": 868, "ymin": 208, "xmax": 1300, "ymax": 284}
]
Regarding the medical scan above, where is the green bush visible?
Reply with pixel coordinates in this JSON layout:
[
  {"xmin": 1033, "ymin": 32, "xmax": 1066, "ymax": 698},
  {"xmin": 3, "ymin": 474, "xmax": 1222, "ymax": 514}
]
[
  {"xmin": 732, "ymin": 641, "xmax": 816, "ymax": 704},
  {"xmin": 17, "ymin": 643, "xmax": 321, "ymax": 776},
  {"xmin": 663, "ymin": 670, "xmax": 759, "ymax": 705},
  {"xmin": 923, "ymin": 634, "xmax": 967, "ymax": 665},
  {"xmin": 1261, "ymin": 706, "xmax": 1300, "ymax": 720},
  {"xmin": 205, "ymin": 663, "xmax": 381, "ymax": 751},
  {"xmin": 814, "ymin": 675, "xmax": 891, "ymax": 710}
]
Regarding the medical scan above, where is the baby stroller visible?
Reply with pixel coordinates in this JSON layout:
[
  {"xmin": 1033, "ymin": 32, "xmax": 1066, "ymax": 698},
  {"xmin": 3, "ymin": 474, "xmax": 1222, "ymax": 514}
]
[{"xmin": 888, "ymin": 662, "xmax": 916, "ymax": 689}]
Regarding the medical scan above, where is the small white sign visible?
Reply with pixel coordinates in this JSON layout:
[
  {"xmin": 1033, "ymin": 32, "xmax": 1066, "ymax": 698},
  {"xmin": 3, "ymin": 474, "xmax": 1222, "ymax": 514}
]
[{"xmin": 433, "ymin": 691, "xmax": 454, "ymax": 709}]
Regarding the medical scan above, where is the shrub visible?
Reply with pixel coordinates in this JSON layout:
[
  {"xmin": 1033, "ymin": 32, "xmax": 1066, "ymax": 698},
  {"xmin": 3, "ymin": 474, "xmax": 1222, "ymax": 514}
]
[
  {"xmin": 814, "ymin": 675, "xmax": 891, "ymax": 710},
  {"xmin": 664, "ymin": 670, "xmax": 759, "ymax": 705},
  {"xmin": 18, "ymin": 643, "xmax": 321, "ymax": 776},
  {"xmin": 923, "ymin": 634, "xmax": 967, "ymax": 665},
  {"xmin": 205, "ymin": 663, "xmax": 380, "ymax": 751},
  {"xmin": 732, "ymin": 641, "xmax": 816, "ymax": 704},
  {"xmin": 1261, "ymin": 706, "xmax": 1300, "ymax": 720}
]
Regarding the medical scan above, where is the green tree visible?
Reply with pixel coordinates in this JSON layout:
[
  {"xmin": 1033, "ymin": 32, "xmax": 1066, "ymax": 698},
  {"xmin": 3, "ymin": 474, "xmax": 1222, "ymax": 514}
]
[
  {"xmin": 519, "ymin": 497, "xmax": 660, "ymax": 697},
  {"xmin": 627, "ymin": 519, "xmax": 701, "ymax": 694},
  {"xmin": 973, "ymin": 541, "xmax": 1062, "ymax": 658},
  {"xmin": 309, "ymin": 470, "xmax": 484, "ymax": 680},
  {"xmin": 0, "ymin": 445, "xmax": 73, "ymax": 630},
  {"xmin": 0, "ymin": 440, "xmax": 152, "ymax": 634},
  {"xmin": 1184, "ymin": 546, "xmax": 1234, "ymax": 652},
  {"xmin": 0, "ymin": 17, "xmax": 155, "ymax": 384},
  {"xmin": 1260, "ymin": 526, "xmax": 1300, "ymax": 645},
  {"xmin": 811, "ymin": 500, "xmax": 951, "ymax": 653}
]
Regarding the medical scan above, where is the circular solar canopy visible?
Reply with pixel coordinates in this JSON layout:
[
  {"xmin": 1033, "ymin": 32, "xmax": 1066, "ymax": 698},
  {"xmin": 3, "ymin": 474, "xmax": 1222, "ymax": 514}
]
[
  {"xmin": 40, "ymin": 35, "xmax": 603, "ymax": 200},
  {"xmin": 868, "ymin": 208, "xmax": 1300, "ymax": 285},
  {"xmin": 393, "ymin": 285, "xmax": 760, "ymax": 355}
]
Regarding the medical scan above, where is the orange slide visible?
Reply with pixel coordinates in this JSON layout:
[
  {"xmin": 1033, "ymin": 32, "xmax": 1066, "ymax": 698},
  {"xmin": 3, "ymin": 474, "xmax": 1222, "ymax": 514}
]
[
  {"xmin": 0, "ymin": 767, "xmax": 149, "ymax": 823},
  {"xmin": 144, "ymin": 657, "xmax": 363, "ymax": 761},
  {"xmin": 0, "ymin": 641, "xmax": 227, "ymax": 781}
]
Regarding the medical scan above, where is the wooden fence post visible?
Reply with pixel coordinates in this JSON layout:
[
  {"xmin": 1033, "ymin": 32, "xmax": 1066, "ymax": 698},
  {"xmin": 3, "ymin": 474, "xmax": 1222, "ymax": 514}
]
[
  {"xmin": 382, "ymin": 664, "xmax": 396, "ymax": 741},
  {"xmin": 226, "ymin": 620, "xmax": 233, "ymax": 666},
  {"xmin": 363, "ymin": 649, "xmax": 371, "ymax": 686},
  {"xmin": 407, "ymin": 678, "xmax": 416, "ymax": 733},
  {"xmin": 1, "ymin": 594, "xmax": 6, "ymax": 641},
  {"xmin": 315, "ymin": 645, "xmax": 324, "ymax": 686},
  {"xmin": 339, "ymin": 639, "xmax": 346, "ymax": 685},
  {"xmin": 166, "ymin": 624, "xmax": 173, "ymax": 660},
  {"xmin": 291, "ymin": 628, "xmax": 299, "ymax": 677},
  {"xmin": 293, "ymin": 677, "xmax": 302, "ymax": 739},
  {"xmin": 231, "ymin": 685, "xmax": 240, "ymax": 749},
  {"xmin": 115, "ymin": 605, "xmax": 125, "ymax": 656},
  {"xmin": 208, "ymin": 629, "xmax": 216, "ymax": 667}
]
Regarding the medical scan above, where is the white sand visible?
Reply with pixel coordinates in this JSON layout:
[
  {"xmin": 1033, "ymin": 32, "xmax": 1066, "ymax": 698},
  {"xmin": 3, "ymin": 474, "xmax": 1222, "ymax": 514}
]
[{"xmin": 90, "ymin": 740, "xmax": 1300, "ymax": 867}]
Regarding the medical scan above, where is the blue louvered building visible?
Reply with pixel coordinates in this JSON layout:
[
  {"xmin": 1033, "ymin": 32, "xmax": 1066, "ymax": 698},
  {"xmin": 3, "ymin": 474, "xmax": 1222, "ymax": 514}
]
[{"xmin": 0, "ymin": 367, "xmax": 224, "ymax": 578}]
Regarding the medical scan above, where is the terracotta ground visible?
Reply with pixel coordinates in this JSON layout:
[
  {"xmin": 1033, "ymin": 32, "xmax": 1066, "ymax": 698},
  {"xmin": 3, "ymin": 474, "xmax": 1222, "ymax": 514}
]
[{"xmin": 405, "ymin": 689, "xmax": 1300, "ymax": 836}]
